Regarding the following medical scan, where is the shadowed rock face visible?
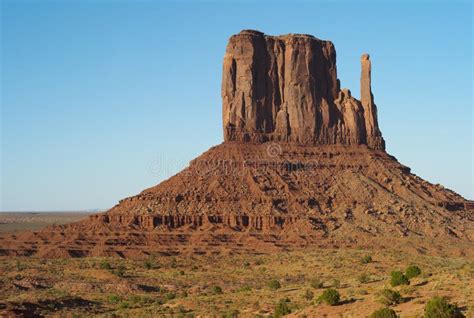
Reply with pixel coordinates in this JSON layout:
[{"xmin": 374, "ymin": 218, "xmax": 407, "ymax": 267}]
[{"xmin": 222, "ymin": 30, "xmax": 385, "ymax": 150}]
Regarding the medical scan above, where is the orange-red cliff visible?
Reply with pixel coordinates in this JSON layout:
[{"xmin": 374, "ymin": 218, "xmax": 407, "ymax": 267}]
[{"xmin": 222, "ymin": 30, "xmax": 385, "ymax": 150}]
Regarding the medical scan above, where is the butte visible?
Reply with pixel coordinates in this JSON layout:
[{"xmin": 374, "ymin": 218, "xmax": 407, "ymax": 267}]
[{"xmin": 1, "ymin": 30, "xmax": 473, "ymax": 258}]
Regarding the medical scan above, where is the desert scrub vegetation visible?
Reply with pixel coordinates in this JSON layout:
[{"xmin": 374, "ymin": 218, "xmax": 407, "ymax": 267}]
[
  {"xmin": 362, "ymin": 254, "xmax": 373, "ymax": 264},
  {"xmin": 144, "ymin": 259, "xmax": 153, "ymax": 269},
  {"xmin": 331, "ymin": 278, "xmax": 341, "ymax": 288},
  {"xmin": 390, "ymin": 270, "xmax": 410, "ymax": 287},
  {"xmin": 107, "ymin": 294, "xmax": 122, "ymax": 304},
  {"xmin": 113, "ymin": 263, "xmax": 126, "ymax": 277},
  {"xmin": 309, "ymin": 277, "xmax": 324, "ymax": 289},
  {"xmin": 405, "ymin": 265, "xmax": 422, "ymax": 279},
  {"xmin": 164, "ymin": 292, "xmax": 176, "ymax": 301},
  {"xmin": 143, "ymin": 258, "xmax": 160, "ymax": 270},
  {"xmin": 423, "ymin": 296, "xmax": 465, "ymax": 318},
  {"xmin": 310, "ymin": 277, "xmax": 323, "ymax": 289},
  {"xmin": 99, "ymin": 259, "xmax": 112, "ymax": 270},
  {"xmin": 237, "ymin": 285, "xmax": 252, "ymax": 292},
  {"xmin": 0, "ymin": 249, "xmax": 471, "ymax": 317},
  {"xmin": 377, "ymin": 289, "xmax": 402, "ymax": 306},
  {"xmin": 303, "ymin": 289, "xmax": 314, "ymax": 301},
  {"xmin": 267, "ymin": 279, "xmax": 281, "ymax": 290},
  {"xmin": 368, "ymin": 307, "xmax": 398, "ymax": 318},
  {"xmin": 211, "ymin": 285, "xmax": 223, "ymax": 295},
  {"xmin": 169, "ymin": 257, "xmax": 178, "ymax": 268},
  {"xmin": 222, "ymin": 309, "xmax": 239, "ymax": 318},
  {"xmin": 358, "ymin": 273, "xmax": 370, "ymax": 284},
  {"xmin": 107, "ymin": 294, "xmax": 157, "ymax": 310},
  {"xmin": 318, "ymin": 288, "xmax": 340, "ymax": 305},
  {"xmin": 274, "ymin": 298, "xmax": 293, "ymax": 318}
]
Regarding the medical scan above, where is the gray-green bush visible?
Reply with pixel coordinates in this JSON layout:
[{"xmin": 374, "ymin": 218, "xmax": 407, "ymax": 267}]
[{"xmin": 318, "ymin": 288, "xmax": 340, "ymax": 306}]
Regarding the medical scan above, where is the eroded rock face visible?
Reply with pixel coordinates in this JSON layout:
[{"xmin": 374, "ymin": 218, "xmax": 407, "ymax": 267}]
[{"xmin": 222, "ymin": 30, "xmax": 385, "ymax": 150}]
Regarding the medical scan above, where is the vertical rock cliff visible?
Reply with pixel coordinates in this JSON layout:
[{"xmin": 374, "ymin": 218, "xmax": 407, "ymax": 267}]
[{"xmin": 222, "ymin": 30, "xmax": 385, "ymax": 150}]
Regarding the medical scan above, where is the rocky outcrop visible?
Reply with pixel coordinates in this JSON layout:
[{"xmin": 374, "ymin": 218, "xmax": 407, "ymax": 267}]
[{"xmin": 222, "ymin": 30, "xmax": 385, "ymax": 150}]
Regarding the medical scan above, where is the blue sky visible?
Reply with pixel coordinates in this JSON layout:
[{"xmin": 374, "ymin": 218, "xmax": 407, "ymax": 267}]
[{"xmin": 1, "ymin": 0, "xmax": 472, "ymax": 211}]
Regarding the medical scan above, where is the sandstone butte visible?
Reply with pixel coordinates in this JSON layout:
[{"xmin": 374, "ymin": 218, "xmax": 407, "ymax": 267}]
[{"xmin": 1, "ymin": 30, "xmax": 473, "ymax": 259}]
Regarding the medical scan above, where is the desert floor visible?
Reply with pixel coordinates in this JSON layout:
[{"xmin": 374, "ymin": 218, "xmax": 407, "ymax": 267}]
[
  {"xmin": 0, "ymin": 212, "xmax": 93, "ymax": 233},
  {"xmin": 1, "ymin": 246, "xmax": 473, "ymax": 317}
]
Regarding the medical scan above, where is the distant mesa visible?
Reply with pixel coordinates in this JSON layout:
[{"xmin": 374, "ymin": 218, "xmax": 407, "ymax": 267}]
[{"xmin": 0, "ymin": 30, "xmax": 472, "ymax": 259}]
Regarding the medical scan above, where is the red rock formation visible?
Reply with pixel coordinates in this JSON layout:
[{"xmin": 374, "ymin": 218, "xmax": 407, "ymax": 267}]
[
  {"xmin": 222, "ymin": 30, "xmax": 385, "ymax": 150},
  {"xmin": 0, "ymin": 30, "xmax": 472, "ymax": 259}
]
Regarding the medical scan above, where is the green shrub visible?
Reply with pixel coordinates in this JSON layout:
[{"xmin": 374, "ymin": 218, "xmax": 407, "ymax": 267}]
[
  {"xmin": 15, "ymin": 261, "xmax": 26, "ymax": 271},
  {"xmin": 107, "ymin": 294, "xmax": 122, "ymax": 304},
  {"xmin": 128, "ymin": 295, "xmax": 153, "ymax": 306},
  {"xmin": 144, "ymin": 260, "xmax": 153, "ymax": 269},
  {"xmin": 400, "ymin": 285, "xmax": 416, "ymax": 295},
  {"xmin": 117, "ymin": 301, "xmax": 130, "ymax": 309},
  {"xmin": 113, "ymin": 264, "xmax": 126, "ymax": 277},
  {"xmin": 362, "ymin": 255, "xmax": 373, "ymax": 264},
  {"xmin": 310, "ymin": 278, "xmax": 323, "ymax": 289},
  {"xmin": 368, "ymin": 307, "xmax": 398, "ymax": 318},
  {"xmin": 164, "ymin": 292, "xmax": 176, "ymax": 301},
  {"xmin": 100, "ymin": 260, "xmax": 111, "ymax": 270},
  {"xmin": 390, "ymin": 271, "xmax": 409, "ymax": 287},
  {"xmin": 358, "ymin": 273, "xmax": 370, "ymax": 284},
  {"xmin": 119, "ymin": 300, "xmax": 133, "ymax": 309},
  {"xmin": 222, "ymin": 309, "xmax": 239, "ymax": 318},
  {"xmin": 318, "ymin": 288, "xmax": 340, "ymax": 306},
  {"xmin": 405, "ymin": 265, "xmax": 422, "ymax": 279},
  {"xmin": 274, "ymin": 298, "xmax": 292, "ymax": 318},
  {"xmin": 211, "ymin": 285, "xmax": 223, "ymax": 294},
  {"xmin": 303, "ymin": 289, "xmax": 314, "ymax": 301},
  {"xmin": 378, "ymin": 289, "xmax": 402, "ymax": 306},
  {"xmin": 424, "ymin": 296, "xmax": 465, "ymax": 318},
  {"xmin": 268, "ymin": 279, "xmax": 281, "ymax": 290}
]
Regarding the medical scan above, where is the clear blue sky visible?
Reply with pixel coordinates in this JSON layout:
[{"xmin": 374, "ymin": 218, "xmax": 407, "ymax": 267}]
[{"xmin": 1, "ymin": 0, "xmax": 472, "ymax": 211}]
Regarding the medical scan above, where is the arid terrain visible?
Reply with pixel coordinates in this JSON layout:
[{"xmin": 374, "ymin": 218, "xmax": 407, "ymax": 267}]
[
  {"xmin": 0, "ymin": 212, "xmax": 93, "ymax": 233},
  {"xmin": 1, "ymin": 248, "xmax": 473, "ymax": 317},
  {"xmin": 1, "ymin": 30, "xmax": 473, "ymax": 317}
]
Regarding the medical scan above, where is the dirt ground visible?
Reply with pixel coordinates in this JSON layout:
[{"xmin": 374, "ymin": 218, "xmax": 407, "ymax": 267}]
[{"xmin": 0, "ymin": 248, "xmax": 472, "ymax": 317}]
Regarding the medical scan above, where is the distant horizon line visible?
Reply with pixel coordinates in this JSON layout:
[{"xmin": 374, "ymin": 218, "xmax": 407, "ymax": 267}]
[{"xmin": 0, "ymin": 209, "xmax": 104, "ymax": 213}]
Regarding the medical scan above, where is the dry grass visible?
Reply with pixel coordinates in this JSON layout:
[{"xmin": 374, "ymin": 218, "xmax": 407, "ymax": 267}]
[{"xmin": 0, "ymin": 249, "xmax": 473, "ymax": 317}]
